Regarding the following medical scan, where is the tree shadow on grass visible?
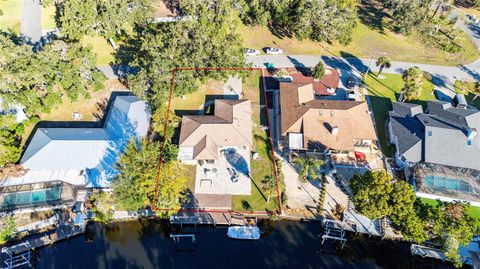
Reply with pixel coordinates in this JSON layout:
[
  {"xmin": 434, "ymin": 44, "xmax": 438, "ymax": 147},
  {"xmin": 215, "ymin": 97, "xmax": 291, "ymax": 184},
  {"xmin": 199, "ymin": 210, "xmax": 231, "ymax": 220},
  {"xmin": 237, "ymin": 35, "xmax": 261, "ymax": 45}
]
[
  {"xmin": 365, "ymin": 95, "xmax": 393, "ymax": 153},
  {"xmin": 363, "ymin": 74, "xmax": 398, "ymax": 97},
  {"xmin": 357, "ymin": 0, "xmax": 392, "ymax": 34},
  {"xmin": 253, "ymin": 134, "xmax": 273, "ymax": 162},
  {"xmin": 267, "ymin": 23, "xmax": 293, "ymax": 39}
]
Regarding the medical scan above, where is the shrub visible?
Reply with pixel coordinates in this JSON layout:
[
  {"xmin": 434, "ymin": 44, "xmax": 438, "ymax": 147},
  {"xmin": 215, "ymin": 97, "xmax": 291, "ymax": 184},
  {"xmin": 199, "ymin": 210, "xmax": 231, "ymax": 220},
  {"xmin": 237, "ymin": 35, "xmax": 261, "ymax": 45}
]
[{"xmin": 312, "ymin": 62, "xmax": 325, "ymax": 80}]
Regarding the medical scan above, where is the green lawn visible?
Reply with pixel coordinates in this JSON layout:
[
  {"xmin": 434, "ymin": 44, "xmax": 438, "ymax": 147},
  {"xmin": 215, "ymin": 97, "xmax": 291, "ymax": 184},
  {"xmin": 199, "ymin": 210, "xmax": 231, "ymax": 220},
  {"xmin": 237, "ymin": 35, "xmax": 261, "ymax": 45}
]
[
  {"xmin": 231, "ymin": 72, "xmax": 279, "ymax": 212},
  {"xmin": 80, "ymin": 35, "xmax": 115, "ymax": 66},
  {"xmin": 365, "ymin": 73, "xmax": 436, "ymax": 155},
  {"xmin": 238, "ymin": 2, "xmax": 479, "ymax": 65},
  {"xmin": 453, "ymin": 80, "xmax": 480, "ymax": 110},
  {"xmin": 181, "ymin": 164, "xmax": 196, "ymax": 192},
  {"xmin": 0, "ymin": 0, "xmax": 23, "ymax": 33},
  {"xmin": 420, "ymin": 198, "xmax": 480, "ymax": 218},
  {"xmin": 170, "ymin": 80, "xmax": 225, "ymax": 113},
  {"xmin": 41, "ymin": 3, "xmax": 56, "ymax": 30}
]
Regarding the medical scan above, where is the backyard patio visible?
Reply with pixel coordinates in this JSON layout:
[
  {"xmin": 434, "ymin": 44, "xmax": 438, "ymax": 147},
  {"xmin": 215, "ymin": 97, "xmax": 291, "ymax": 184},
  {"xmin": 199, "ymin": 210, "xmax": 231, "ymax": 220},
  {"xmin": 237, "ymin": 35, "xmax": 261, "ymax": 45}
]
[{"xmin": 194, "ymin": 148, "xmax": 252, "ymax": 195}]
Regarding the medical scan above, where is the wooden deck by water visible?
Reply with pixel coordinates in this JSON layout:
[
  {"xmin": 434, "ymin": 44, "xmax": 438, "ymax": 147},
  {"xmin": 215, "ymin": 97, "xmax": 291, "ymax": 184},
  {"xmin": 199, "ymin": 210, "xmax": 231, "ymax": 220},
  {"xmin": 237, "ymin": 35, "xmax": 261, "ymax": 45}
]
[
  {"xmin": 170, "ymin": 211, "xmax": 232, "ymax": 225},
  {"xmin": 1, "ymin": 224, "xmax": 85, "ymax": 268}
]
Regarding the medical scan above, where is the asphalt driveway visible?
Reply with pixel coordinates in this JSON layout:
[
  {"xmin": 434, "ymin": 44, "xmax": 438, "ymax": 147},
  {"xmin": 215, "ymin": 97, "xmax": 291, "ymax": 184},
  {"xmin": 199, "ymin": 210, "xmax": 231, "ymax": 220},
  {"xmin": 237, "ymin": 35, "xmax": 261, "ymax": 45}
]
[{"xmin": 21, "ymin": 0, "xmax": 41, "ymax": 43}]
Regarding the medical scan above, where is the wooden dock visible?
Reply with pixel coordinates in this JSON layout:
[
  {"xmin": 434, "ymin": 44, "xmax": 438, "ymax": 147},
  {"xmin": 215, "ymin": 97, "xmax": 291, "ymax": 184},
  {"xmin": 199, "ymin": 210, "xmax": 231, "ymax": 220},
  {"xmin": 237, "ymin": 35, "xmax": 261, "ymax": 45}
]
[
  {"xmin": 1, "ymin": 224, "xmax": 85, "ymax": 269},
  {"xmin": 170, "ymin": 211, "xmax": 232, "ymax": 226}
]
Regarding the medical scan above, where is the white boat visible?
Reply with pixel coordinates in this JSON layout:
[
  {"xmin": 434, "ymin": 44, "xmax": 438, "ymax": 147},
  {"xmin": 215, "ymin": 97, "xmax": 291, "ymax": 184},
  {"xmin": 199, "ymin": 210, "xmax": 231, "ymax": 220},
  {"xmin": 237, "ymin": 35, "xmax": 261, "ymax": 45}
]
[{"xmin": 227, "ymin": 226, "xmax": 261, "ymax": 240}]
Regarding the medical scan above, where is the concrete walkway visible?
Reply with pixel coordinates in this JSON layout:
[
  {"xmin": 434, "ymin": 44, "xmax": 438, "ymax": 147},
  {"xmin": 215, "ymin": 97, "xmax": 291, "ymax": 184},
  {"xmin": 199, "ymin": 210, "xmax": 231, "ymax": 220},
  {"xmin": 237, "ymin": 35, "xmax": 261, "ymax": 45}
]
[
  {"xmin": 280, "ymin": 155, "xmax": 320, "ymax": 217},
  {"xmin": 21, "ymin": 0, "xmax": 42, "ymax": 43},
  {"xmin": 223, "ymin": 76, "xmax": 243, "ymax": 97}
]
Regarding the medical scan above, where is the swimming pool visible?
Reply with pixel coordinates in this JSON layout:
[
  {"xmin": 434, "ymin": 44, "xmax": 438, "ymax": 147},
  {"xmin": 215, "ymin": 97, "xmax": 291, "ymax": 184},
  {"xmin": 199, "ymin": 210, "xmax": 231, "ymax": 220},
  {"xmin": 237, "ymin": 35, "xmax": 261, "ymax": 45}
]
[
  {"xmin": 423, "ymin": 175, "xmax": 472, "ymax": 192},
  {"xmin": 2, "ymin": 186, "xmax": 63, "ymax": 209}
]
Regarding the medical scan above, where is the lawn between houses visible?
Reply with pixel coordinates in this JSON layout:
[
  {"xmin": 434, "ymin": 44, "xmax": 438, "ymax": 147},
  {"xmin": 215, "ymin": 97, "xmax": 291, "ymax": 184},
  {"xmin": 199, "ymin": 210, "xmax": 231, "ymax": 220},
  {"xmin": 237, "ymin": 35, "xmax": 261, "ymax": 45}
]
[
  {"xmin": 453, "ymin": 80, "xmax": 480, "ymax": 110},
  {"xmin": 420, "ymin": 197, "xmax": 480, "ymax": 218},
  {"xmin": 365, "ymin": 73, "xmax": 436, "ymax": 156},
  {"xmin": 169, "ymin": 70, "xmax": 281, "ymax": 212}
]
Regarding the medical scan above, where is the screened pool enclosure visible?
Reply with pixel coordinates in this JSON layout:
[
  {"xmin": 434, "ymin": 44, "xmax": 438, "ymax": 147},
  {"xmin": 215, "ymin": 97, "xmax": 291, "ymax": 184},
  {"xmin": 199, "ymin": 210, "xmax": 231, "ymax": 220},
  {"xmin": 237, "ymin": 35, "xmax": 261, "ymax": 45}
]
[{"xmin": 0, "ymin": 181, "xmax": 77, "ymax": 211}]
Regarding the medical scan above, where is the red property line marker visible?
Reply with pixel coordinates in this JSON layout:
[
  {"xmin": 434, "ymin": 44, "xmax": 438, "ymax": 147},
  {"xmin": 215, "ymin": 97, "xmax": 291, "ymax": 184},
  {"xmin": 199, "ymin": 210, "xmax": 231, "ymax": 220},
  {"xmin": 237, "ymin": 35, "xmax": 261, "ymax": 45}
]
[{"xmin": 152, "ymin": 67, "xmax": 282, "ymax": 216}]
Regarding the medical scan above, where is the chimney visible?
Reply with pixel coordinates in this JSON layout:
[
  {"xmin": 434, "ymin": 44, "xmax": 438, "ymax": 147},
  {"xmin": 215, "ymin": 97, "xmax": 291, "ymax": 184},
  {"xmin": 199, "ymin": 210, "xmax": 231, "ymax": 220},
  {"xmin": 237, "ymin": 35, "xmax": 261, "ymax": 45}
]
[{"xmin": 331, "ymin": 126, "xmax": 339, "ymax": 135}]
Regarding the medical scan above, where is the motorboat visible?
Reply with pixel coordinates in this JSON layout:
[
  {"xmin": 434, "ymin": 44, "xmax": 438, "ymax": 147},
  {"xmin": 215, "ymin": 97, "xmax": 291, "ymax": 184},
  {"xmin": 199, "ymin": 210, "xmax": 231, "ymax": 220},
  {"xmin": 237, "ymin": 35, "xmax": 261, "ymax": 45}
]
[{"xmin": 227, "ymin": 226, "xmax": 261, "ymax": 240}]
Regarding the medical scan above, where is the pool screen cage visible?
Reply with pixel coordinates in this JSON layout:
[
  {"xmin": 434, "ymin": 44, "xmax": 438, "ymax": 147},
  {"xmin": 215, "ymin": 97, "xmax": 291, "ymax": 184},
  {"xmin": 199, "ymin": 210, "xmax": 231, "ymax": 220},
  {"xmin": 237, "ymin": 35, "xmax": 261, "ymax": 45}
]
[
  {"xmin": 414, "ymin": 163, "xmax": 480, "ymax": 200},
  {"xmin": 0, "ymin": 180, "xmax": 77, "ymax": 211}
]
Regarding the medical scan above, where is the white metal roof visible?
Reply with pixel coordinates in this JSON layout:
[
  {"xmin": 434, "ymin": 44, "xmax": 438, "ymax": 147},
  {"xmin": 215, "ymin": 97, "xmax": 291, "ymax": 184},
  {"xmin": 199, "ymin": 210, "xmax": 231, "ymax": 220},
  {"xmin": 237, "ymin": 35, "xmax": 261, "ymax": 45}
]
[{"xmin": 10, "ymin": 95, "xmax": 151, "ymax": 188}]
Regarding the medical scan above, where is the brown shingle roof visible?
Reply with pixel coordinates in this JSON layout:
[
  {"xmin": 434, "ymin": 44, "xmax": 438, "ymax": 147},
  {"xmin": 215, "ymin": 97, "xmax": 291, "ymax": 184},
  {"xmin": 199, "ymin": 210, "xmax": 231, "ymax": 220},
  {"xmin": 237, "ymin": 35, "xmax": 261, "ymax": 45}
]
[
  {"xmin": 179, "ymin": 99, "xmax": 253, "ymax": 160},
  {"xmin": 280, "ymin": 83, "xmax": 377, "ymax": 151},
  {"xmin": 290, "ymin": 69, "xmax": 340, "ymax": 95}
]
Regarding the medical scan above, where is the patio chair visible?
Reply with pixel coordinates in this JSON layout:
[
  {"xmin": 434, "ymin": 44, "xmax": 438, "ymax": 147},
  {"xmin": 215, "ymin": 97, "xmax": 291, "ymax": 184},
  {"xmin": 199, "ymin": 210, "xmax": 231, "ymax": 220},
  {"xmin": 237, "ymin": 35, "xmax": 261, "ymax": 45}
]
[{"xmin": 200, "ymin": 179, "xmax": 212, "ymax": 188}]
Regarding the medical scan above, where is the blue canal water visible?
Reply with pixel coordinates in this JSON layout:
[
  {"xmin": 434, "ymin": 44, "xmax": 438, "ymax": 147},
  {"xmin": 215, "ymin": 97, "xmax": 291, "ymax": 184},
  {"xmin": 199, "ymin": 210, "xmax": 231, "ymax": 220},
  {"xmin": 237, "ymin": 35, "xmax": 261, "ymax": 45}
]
[{"xmin": 31, "ymin": 220, "xmax": 454, "ymax": 269}]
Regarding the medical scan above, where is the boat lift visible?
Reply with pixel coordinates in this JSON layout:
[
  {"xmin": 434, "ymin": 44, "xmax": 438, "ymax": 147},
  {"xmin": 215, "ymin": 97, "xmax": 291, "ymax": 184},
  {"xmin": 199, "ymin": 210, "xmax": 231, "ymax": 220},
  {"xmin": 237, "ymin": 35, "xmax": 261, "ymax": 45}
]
[
  {"xmin": 1, "ymin": 242, "xmax": 31, "ymax": 269},
  {"xmin": 170, "ymin": 234, "xmax": 197, "ymax": 251},
  {"xmin": 321, "ymin": 219, "xmax": 347, "ymax": 249},
  {"xmin": 169, "ymin": 215, "xmax": 201, "ymax": 251}
]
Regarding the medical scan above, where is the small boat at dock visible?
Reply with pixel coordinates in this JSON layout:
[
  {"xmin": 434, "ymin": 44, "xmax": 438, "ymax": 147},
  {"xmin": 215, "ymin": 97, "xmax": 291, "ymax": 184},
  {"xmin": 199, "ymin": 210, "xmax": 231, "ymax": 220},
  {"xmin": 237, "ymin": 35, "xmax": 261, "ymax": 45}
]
[{"xmin": 227, "ymin": 226, "xmax": 261, "ymax": 240}]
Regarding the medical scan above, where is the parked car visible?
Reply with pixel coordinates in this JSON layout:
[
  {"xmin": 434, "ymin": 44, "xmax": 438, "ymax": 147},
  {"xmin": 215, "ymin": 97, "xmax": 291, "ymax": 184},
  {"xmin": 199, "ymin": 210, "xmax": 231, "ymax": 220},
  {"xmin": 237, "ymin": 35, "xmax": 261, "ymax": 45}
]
[
  {"xmin": 347, "ymin": 91, "xmax": 356, "ymax": 101},
  {"xmin": 245, "ymin": 48, "xmax": 260, "ymax": 56},
  {"xmin": 274, "ymin": 75, "xmax": 293, "ymax": 82},
  {"xmin": 469, "ymin": 14, "xmax": 479, "ymax": 23},
  {"xmin": 265, "ymin": 47, "xmax": 284, "ymax": 55},
  {"xmin": 346, "ymin": 76, "xmax": 356, "ymax": 89}
]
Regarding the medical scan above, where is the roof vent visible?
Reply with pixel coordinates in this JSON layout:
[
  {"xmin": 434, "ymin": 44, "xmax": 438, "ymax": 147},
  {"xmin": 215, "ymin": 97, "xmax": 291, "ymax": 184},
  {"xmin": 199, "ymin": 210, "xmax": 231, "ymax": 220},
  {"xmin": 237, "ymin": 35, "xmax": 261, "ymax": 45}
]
[{"xmin": 331, "ymin": 126, "xmax": 339, "ymax": 135}]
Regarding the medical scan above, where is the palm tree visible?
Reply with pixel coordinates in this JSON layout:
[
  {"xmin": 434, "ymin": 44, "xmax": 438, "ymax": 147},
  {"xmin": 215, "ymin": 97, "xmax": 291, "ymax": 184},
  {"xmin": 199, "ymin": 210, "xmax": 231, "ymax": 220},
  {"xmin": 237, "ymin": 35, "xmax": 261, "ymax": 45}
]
[
  {"xmin": 293, "ymin": 156, "xmax": 325, "ymax": 182},
  {"xmin": 375, "ymin": 56, "xmax": 391, "ymax": 75},
  {"xmin": 472, "ymin": 82, "xmax": 480, "ymax": 101},
  {"xmin": 400, "ymin": 66, "xmax": 424, "ymax": 102},
  {"xmin": 261, "ymin": 175, "xmax": 276, "ymax": 203}
]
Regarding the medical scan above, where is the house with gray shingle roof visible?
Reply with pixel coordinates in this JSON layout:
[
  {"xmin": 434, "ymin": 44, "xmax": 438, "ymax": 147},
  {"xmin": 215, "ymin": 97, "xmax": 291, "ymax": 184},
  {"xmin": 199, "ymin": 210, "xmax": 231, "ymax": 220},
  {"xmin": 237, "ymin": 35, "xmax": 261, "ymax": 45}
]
[
  {"xmin": 388, "ymin": 101, "xmax": 480, "ymax": 205},
  {"xmin": 389, "ymin": 101, "xmax": 480, "ymax": 170}
]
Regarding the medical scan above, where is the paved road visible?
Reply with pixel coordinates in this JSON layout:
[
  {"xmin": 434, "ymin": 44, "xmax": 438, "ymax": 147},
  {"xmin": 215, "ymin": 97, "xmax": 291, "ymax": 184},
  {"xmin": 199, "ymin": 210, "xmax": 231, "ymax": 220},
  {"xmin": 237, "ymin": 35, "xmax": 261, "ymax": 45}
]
[
  {"xmin": 452, "ymin": 9, "xmax": 480, "ymax": 49},
  {"xmin": 99, "ymin": 53, "xmax": 480, "ymax": 100},
  {"xmin": 21, "ymin": 0, "xmax": 42, "ymax": 43},
  {"xmin": 247, "ymin": 55, "xmax": 480, "ymax": 99},
  {"xmin": 97, "ymin": 65, "xmax": 137, "ymax": 79}
]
